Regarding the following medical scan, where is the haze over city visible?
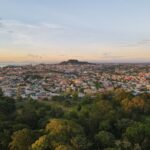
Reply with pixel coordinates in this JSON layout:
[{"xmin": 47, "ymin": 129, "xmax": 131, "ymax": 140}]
[{"xmin": 0, "ymin": 0, "xmax": 150, "ymax": 63}]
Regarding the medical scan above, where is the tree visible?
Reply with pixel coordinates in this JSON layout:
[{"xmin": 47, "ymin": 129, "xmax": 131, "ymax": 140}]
[
  {"xmin": 81, "ymin": 100, "xmax": 114, "ymax": 137},
  {"xmin": 45, "ymin": 119, "xmax": 89, "ymax": 149},
  {"xmin": 125, "ymin": 122, "xmax": 150, "ymax": 149},
  {"xmin": 9, "ymin": 128, "xmax": 36, "ymax": 150},
  {"xmin": 55, "ymin": 145, "xmax": 74, "ymax": 150},
  {"xmin": 95, "ymin": 131, "xmax": 115, "ymax": 149},
  {"xmin": 0, "ymin": 88, "xmax": 3, "ymax": 97},
  {"xmin": 121, "ymin": 97, "xmax": 145, "ymax": 113},
  {"xmin": 72, "ymin": 92, "xmax": 78, "ymax": 101},
  {"xmin": 70, "ymin": 135, "xmax": 91, "ymax": 150},
  {"xmin": 31, "ymin": 135, "xmax": 50, "ymax": 150},
  {"xmin": 0, "ymin": 97, "xmax": 15, "ymax": 115},
  {"xmin": 114, "ymin": 89, "xmax": 129, "ymax": 102},
  {"xmin": 115, "ymin": 139, "xmax": 132, "ymax": 150},
  {"xmin": 16, "ymin": 110, "xmax": 39, "ymax": 129},
  {"xmin": 0, "ymin": 129, "xmax": 11, "ymax": 150}
]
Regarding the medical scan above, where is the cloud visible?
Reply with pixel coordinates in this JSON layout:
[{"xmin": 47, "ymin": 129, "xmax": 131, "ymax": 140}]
[
  {"xmin": 0, "ymin": 19, "xmax": 66, "ymax": 47},
  {"xmin": 137, "ymin": 39, "xmax": 150, "ymax": 46},
  {"xmin": 119, "ymin": 39, "xmax": 150, "ymax": 48},
  {"xmin": 27, "ymin": 54, "xmax": 42, "ymax": 59},
  {"xmin": 100, "ymin": 52, "xmax": 126, "ymax": 59},
  {"xmin": 41, "ymin": 23, "xmax": 65, "ymax": 30}
]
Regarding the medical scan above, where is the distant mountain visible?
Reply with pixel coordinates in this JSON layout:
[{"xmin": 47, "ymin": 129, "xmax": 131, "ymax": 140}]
[{"xmin": 60, "ymin": 59, "xmax": 92, "ymax": 65}]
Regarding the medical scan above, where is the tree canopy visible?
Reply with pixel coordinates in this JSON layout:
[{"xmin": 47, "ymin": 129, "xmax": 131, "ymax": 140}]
[{"xmin": 0, "ymin": 89, "xmax": 149, "ymax": 150}]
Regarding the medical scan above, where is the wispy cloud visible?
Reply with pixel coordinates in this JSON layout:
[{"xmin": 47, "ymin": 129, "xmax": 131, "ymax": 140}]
[
  {"xmin": 0, "ymin": 19, "xmax": 66, "ymax": 47},
  {"xmin": 100, "ymin": 52, "xmax": 128, "ymax": 60},
  {"xmin": 137, "ymin": 39, "xmax": 150, "ymax": 46},
  {"xmin": 119, "ymin": 39, "xmax": 150, "ymax": 48},
  {"xmin": 27, "ymin": 54, "xmax": 42, "ymax": 59}
]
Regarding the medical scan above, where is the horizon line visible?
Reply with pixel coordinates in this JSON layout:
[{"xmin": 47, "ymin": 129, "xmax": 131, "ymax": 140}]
[{"xmin": 0, "ymin": 60, "xmax": 150, "ymax": 67}]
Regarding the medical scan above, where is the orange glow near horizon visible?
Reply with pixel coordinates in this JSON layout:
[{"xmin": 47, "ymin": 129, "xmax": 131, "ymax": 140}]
[{"xmin": 0, "ymin": 46, "xmax": 150, "ymax": 63}]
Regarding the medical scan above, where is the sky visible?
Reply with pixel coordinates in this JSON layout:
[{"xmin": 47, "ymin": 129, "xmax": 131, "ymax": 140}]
[{"xmin": 0, "ymin": 0, "xmax": 150, "ymax": 63}]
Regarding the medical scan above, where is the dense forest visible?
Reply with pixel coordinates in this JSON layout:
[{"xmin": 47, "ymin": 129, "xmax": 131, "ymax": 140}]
[{"xmin": 0, "ymin": 89, "xmax": 150, "ymax": 150}]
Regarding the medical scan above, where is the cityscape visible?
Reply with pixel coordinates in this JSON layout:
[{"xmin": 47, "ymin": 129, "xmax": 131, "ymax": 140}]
[{"xmin": 0, "ymin": 60, "xmax": 150, "ymax": 100}]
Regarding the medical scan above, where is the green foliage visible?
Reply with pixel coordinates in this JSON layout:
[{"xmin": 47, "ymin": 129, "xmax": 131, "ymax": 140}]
[
  {"xmin": 55, "ymin": 145, "xmax": 74, "ymax": 150},
  {"xmin": 0, "ymin": 89, "xmax": 149, "ymax": 150},
  {"xmin": 45, "ymin": 119, "xmax": 89, "ymax": 149},
  {"xmin": 95, "ymin": 131, "xmax": 115, "ymax": 149},
  {"xmin": 9, "ymin": 128, "xmax": 36, "ymax": 150},
  {"xmin": 0, "ymin": 97, "xmax": 15, "ymax": 116},
  {"xmin": 125, "ymin": 122, "xmax": 150, "ymax": 145},
  {"xmin": 0, "ymin": 88, "xmax": 3, "ymax": 97},
  {"xmin": 31, "ymin": 135, "xmax": 50, "ymax": 150}
]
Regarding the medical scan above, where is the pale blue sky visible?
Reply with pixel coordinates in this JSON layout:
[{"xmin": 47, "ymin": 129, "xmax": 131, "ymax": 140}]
[{"xmin": 0, "ymin": 0, "xmax": 150, "ymax": 63}]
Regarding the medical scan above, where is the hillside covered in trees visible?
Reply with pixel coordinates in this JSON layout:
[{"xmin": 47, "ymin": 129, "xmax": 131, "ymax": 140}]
[{"xmin": 0, "ymin": 89, "xmax": 150, "ymax": 150}]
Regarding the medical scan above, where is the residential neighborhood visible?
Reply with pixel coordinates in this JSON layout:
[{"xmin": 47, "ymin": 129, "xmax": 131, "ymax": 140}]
[{"xmin": 0, "ymin": 61, "xmax": 149, "ymax": 100}]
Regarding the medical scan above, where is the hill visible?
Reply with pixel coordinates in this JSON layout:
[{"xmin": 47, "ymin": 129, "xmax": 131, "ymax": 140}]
[{"xmin": 60, "ymin": 59, "xmax": 93, "ymax": 65}]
